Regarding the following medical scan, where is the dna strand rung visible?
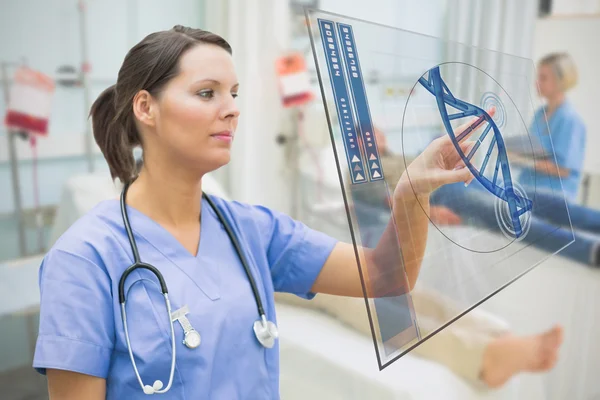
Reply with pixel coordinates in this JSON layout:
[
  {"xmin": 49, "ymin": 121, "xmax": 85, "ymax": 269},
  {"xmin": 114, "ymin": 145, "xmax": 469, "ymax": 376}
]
[{"xmin": 419, "ymin": 66, "xmax": 533, "ymax": 237}]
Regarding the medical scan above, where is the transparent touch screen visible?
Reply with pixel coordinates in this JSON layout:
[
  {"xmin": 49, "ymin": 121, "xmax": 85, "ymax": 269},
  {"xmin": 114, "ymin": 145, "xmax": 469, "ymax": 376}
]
[{"xmin": 306, "ymin": 9, "xmax": 574, "ymax": 369}]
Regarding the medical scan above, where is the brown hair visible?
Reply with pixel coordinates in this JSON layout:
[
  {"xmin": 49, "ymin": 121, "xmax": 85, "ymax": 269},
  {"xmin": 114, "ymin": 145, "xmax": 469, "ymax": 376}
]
[
  {"xmin": 90, "ymin": 25, "xmax": 232, "ymax": 184},
  {"xmin": 539, "ymin": 52, "xmax": 578, "ymax": 92}
]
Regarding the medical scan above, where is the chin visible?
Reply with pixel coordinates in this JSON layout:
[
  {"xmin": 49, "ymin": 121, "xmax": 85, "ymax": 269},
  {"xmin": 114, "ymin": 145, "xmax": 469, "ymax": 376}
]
[
  {"xmin": 203, "ymin": 151, "xmax": 231, "ymax": 172},
  {"xmin": 176, "ymin": 147, "xmax": 231, "ymax": 175}
]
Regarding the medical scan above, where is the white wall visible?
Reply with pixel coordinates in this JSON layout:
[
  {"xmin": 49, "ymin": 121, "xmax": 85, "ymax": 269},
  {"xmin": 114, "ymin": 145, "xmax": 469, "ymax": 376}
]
[
  {"xmin": 318, "ymin": 0, "xmax": 448, "ymax": 37},
  {"xmin": 551, "ymin": 0, "xmax": 600, "ymax": 15},
  {"xmin": 533, "ymin": 16, "xmax": 600, "ymax": 177}
]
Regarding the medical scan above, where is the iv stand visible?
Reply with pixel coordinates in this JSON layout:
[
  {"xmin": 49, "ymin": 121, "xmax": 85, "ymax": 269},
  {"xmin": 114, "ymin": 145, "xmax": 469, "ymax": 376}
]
[
  {"xmin": 1, "ymin": 61, "xmax": 27, "ymax": 257},
  {"xmin": 79, "ymin": 0, "xmax": 94, "ymax": 173}
]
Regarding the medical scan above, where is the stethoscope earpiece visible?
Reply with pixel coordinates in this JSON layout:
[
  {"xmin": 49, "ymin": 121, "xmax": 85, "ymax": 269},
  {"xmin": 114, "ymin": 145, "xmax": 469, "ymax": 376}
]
[{"xmin": 143, "ymin": 380, "xmax": 164, "ymax": 395}]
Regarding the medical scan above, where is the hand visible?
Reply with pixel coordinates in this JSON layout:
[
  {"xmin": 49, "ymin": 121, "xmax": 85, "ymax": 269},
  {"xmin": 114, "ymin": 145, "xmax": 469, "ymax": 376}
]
[{"xmin": 394, "ymin": 107, "xmax": 496, "ymax": 202}]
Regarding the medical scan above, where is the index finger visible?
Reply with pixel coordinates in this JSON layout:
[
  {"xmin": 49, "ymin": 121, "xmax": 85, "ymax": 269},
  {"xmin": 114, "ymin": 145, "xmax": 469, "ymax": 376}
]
[{"xmin": 454, "ymin": 106, "xmax": 496, "ymax": 143}]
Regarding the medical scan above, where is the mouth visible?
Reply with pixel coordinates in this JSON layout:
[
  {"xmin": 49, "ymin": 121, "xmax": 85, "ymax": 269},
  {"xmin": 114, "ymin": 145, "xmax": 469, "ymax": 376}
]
[{"xmin": 210, "ymin": 131, "xmax": 234, "ymax": 143}]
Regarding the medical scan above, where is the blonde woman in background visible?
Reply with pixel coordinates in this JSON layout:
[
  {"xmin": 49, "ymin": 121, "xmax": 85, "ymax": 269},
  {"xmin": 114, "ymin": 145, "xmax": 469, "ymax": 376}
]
[{"xmin": 516, "ymin": 52, "xmax": 586, "ymax": 200}]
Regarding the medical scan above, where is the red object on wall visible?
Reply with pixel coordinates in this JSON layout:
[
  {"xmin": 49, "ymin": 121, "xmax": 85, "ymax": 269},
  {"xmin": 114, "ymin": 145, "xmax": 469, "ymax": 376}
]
[
  {"xmin": 275, "ymin": 53, "xmax": 314, "ymax": 108},
  {"xmin": 4, "ymin": 66, "xmax": 55, "ymax": 137}
]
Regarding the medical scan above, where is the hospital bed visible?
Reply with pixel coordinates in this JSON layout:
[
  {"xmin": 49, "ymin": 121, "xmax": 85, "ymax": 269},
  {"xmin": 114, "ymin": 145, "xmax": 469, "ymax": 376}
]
[
  {"xmin": 278, "ymin": 302, "xmax": 525, "ymax": 400},
  {"xmin": 0, "ymin": 255, "xmax": 47, "ymax": 399},
  {"xmin": 1, "ymin": 171, "xmax": 599, "ymax": 399}
]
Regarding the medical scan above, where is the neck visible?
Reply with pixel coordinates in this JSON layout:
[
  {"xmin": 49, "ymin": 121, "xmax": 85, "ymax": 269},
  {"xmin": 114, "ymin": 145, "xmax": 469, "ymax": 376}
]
[
  {"xmin": 126, "ymin": 162, "xmax": 203, "ymax": 228},
  {"xmin": 546, "ymin": 93, "xmax": 566, "ymax": 115}
]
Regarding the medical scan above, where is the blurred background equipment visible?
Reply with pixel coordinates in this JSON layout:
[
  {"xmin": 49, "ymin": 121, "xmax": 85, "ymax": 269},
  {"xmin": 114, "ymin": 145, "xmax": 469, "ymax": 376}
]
[
  {"xmin": 275, "ymin": 52, "xmax": 319, "ymax": 217},
  {"xmin": 78, "ymin": 0, "xmax": 95, "ymax": 174},
  {"xmin": 2, "ymin": 64, "xmax": 55, "ymax": 258},
  {"xmin": 276, "ymin": 52, "xmax": 314, "ymax": 108}
]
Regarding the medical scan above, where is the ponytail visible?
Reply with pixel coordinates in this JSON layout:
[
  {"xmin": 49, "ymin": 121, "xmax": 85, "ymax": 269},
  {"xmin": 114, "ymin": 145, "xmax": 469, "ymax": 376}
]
[{"xmin": 90, "ymin": 85, "xmax": 138, "ymax": 184}]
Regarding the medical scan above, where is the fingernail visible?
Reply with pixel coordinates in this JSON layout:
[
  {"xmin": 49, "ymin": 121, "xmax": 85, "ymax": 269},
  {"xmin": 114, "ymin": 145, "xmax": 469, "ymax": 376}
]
[{"xmin": 453, "ymin": 165, "xmax": 465, "ymax": 171}]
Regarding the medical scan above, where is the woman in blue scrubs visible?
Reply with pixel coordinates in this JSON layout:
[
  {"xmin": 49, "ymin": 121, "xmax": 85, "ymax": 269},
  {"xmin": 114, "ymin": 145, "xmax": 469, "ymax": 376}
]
[
  {"xmin": 516, "ymin": 52, "xmax": 586, "ymax": 201},
  {"xmin": 32, "ymin": 26, "xmax": 478, "ymax": 399}
]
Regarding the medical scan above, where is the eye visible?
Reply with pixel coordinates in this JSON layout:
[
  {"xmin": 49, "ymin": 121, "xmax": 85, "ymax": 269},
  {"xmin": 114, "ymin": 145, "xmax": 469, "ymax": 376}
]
[
  {"xmin": 232, "ymin": 92, "xmax": 239, "ymax": 99},
  {"xmin": 197, "ymin": 89, "xmax": 214, "ymax": 99}
]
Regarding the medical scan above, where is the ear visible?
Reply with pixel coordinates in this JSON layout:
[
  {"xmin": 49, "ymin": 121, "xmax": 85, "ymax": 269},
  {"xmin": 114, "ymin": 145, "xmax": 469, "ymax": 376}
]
[{"xmin": 132, "ymin": 90, "xmax": 156, "ymax": 128}]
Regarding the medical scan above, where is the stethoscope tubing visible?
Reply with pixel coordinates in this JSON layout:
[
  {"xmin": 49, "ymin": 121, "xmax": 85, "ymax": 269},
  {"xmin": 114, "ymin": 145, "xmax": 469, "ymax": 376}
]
[{"xmin": 116, "ymin": 181, "xmax": 276, "ymax": 395}]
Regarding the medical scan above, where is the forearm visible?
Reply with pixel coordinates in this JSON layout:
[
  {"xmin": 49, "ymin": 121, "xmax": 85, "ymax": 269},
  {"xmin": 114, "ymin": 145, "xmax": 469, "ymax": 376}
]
[
  {"xmin": 535, "ymin": 160, "xmax": 570, "ymax": 177},
  {"xmin": 392, "ymin": 192, "xmax": 429, "ymax": 289},
  {"xmin": 311, "ymin": 194, "xmax": 429, "ymax": 299},
  {"xmin": 508, "ymin": 153, "xmax": 570, "ymax": 178},
  {"xmin": 367, "ymin": 191, "xmax": 429, "ymax": 296}
]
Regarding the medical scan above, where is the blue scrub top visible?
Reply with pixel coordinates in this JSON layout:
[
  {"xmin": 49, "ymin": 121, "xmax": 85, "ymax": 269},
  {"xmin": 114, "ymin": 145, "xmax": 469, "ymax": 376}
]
[
  {"xmin": 33, "ymin": 196, "xmax": 337, "ymax": 399},
  {"xmin": 517, "ymin": 100, "xmax": 586, "ymax": 201}
]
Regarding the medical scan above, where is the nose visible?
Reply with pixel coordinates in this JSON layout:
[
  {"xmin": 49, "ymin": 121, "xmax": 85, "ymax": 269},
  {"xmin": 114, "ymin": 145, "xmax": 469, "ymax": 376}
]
[{"xmin": 220, "ymin": 94, "xmax": 240, "ymax": 120}]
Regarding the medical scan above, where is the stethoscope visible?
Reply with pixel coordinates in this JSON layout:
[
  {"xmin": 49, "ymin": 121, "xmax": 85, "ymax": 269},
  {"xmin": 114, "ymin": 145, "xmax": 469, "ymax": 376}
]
[{"xmin": 118, "ymin": 182, "xmax": 279, "ymax": 395}]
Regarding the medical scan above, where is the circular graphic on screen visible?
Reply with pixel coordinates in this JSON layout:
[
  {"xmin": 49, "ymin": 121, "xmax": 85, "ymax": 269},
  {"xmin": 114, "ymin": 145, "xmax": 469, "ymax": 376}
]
[
  {"xmin": 401, "ymin": 62, "xmax": 536, "ymax": 253},
  {"xmin": 481, "ymin": 92, "xmax": 506, "ymax": 128},
  {"xmin": 494, "ymin": 182, "xmax": 532, "ymax": 240}
]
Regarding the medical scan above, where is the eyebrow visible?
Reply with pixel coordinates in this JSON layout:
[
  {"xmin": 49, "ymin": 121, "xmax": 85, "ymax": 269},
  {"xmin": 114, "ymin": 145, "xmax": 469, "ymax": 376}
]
[{"xmin": 195, "ymin": 79, "xmax": 239, "ymax": 89}]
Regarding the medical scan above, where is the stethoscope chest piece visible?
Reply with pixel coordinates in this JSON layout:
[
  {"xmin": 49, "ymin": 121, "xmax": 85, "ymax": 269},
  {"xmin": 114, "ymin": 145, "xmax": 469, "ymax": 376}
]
[
  {"xmin": 253, "ymin": 315, "xmax": 279, "ymax": 349},
  {"xmin": 171, "ymin": 305, "xmax": 201, "ymax": 349}
]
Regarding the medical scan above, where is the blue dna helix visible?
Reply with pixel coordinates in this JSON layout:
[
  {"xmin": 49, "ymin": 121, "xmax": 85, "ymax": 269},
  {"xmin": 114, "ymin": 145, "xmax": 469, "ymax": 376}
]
[{"xmin": 418, "ymin": 66, "xmax": 533, "ymax": 237}]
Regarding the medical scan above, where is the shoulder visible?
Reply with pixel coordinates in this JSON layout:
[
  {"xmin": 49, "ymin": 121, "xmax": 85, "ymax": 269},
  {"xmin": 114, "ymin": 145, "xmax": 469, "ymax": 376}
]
[
  {"xmin": 561, "ymin": 101, "xmax": 586, "ymax": 129},
  {"xmin": 535, "ymin": 106, "xmax": 546, "ymax": 117},
  {"xmin": 45, "ymin": 199, "xmax": 123, "ymax": 272},
  {"xmin": 206, "ymin": 195, "xmax": 338, "ymax": 290},
  {"xmin": 534, "ymin": 106, "xmax": 548, "ymax": 121},
  {"xmin": 205, "ymin": 195, "xmax": 285, "ymax": 223},
  {"xmin": 204, "ymin": 195, "xmax": 335, "ymax": 250},
  {"xmin": 204, "ymin": 195, "xmax": 286, "ymax": 240}
]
